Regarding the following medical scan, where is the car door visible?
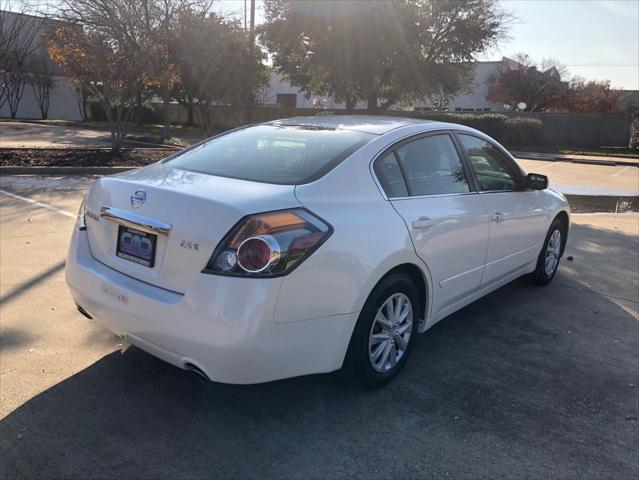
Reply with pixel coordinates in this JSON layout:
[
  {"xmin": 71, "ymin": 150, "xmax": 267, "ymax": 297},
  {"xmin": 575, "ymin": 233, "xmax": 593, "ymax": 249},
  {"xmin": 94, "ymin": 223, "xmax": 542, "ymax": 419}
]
[
  {"xmin": 455, "ymin": 133, "xmax": 547, "ymax": 285},
  {"xmin": 374, "ymin": 132, "xmax": 490, "ymax": 316}
]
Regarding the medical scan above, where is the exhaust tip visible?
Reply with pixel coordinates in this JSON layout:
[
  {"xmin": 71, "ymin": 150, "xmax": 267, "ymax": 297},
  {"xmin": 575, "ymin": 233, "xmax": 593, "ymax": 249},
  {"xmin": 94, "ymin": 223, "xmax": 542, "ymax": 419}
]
[
  {"xmin": 76, "ymin": 304, "xmax": 93, "ymax": 320},
  {"xmin": 184, "ymin": 362, "xmax": 210, "ymax": 382}
]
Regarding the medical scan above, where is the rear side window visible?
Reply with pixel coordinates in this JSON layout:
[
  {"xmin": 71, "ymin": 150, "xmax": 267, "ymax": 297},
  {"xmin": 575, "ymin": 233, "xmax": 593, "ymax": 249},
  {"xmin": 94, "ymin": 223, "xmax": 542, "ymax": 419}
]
[
  {"xmin": 457, "ymin": 134, "xmax": 522, "ymax": 191},
  {"xmin": 374, "ymin": 152, "xmax": 409, "ymax": 198},
  {"xmin": 395, "ymin": 134, "xmax": 470, "ymax": 196},
  {"xmin": 167, "ymin": 125, "xmax": 374, "ymax": 185}
]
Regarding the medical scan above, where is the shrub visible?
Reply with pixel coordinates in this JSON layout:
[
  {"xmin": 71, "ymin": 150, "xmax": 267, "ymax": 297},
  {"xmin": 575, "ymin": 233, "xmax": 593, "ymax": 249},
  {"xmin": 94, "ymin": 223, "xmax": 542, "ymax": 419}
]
[
  {"xmin": 629, "ymin": 115, "xmax": 639, "ymax": 149},
  {"xmin": 406, "ymin": 112, "xmax": 509, "ymax": 139},
  {"xmin": 401, "ymin": 111, "xmax": 541, "ymax": 146},
  {"xmin": 502, "ymin": 117, "xmax": 543, "ymax": 146}
]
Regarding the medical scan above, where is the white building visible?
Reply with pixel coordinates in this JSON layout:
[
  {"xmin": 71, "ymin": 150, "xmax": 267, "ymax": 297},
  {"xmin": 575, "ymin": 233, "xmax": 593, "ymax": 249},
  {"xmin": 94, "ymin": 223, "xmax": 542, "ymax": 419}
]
[
  {"xmin": 259, "ymin": 58, "xmax": 516, "ymax": 112},
  {"xmin": 0, "ymin": 11, "xmax": 82, "ymax": 121}
]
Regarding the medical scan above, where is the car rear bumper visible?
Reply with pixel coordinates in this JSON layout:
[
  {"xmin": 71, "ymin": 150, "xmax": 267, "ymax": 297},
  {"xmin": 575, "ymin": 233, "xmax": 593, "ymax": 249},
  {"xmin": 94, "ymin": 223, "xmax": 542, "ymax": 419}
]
[{"xmin": 65, "ymin": 228, "xmax": 357, "ymax": 384}]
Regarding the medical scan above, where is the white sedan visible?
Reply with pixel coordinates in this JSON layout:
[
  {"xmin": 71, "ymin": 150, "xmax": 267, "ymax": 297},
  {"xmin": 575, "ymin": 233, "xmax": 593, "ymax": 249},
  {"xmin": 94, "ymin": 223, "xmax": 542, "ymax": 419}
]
[{"xmin": 66, "ymin": 116, "xmax": 570, "ymax": 387}]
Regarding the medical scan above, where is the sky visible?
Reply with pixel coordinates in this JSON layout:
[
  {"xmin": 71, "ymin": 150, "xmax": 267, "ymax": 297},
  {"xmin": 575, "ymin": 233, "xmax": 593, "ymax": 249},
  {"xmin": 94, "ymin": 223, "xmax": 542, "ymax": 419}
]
[{"xmin": 214, "ymin": 0, "xmax": 639, "ymax": 90}]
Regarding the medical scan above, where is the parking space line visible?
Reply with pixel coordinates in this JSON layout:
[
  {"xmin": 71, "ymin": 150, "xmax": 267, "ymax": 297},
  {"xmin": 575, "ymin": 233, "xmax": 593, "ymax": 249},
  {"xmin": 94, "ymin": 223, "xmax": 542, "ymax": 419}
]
[
  {"xmin": 531, "ymin": 162, "xmax": 559, "ymax": 171},
  {"xmin": 612, "ymin": 166, "xmax": 631, "ymax": 177},
  {"xmin": 0, "ymin": 189, "xmax": 77, "ymax": 219}
]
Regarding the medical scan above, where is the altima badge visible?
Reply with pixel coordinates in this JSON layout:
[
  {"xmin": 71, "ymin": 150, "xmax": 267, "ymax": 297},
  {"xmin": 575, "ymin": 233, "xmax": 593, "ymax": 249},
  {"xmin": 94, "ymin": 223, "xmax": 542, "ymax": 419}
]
[{"xmin": 131, "ymin": 190, "xmax": 146, "ymax": 208}]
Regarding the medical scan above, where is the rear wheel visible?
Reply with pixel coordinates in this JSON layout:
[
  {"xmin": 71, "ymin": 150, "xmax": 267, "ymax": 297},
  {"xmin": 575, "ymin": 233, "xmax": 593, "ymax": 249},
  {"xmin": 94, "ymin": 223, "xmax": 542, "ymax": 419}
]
[
  {"xmin": 341, "ymin": 273, "xmax": 419, "ymax": 388},
  {"xmin": 530, "ymin": 218, "xmax": 565, "ymax": 285}
]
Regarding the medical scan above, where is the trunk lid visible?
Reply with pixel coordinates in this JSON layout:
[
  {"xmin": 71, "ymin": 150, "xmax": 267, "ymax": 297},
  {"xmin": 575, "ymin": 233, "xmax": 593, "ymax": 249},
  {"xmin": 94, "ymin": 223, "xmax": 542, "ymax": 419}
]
[{"xmin": 84, "ymin": 163, "xmax": 300, "ymax": 292}]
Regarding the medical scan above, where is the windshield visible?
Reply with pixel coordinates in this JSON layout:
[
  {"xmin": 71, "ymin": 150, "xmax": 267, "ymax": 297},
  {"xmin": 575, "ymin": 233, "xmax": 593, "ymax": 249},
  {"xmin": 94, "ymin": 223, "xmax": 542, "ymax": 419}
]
[{"xmin": 166, "ymin": 125, "xmax": 375, "ymax": 185}]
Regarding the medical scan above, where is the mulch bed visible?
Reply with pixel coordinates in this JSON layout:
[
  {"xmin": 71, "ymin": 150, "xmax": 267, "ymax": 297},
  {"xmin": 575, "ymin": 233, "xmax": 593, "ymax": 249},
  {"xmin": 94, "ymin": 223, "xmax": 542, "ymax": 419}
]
[{"xmin": 0, "ymin": 148, "xmax": 177, "ymax": 167}]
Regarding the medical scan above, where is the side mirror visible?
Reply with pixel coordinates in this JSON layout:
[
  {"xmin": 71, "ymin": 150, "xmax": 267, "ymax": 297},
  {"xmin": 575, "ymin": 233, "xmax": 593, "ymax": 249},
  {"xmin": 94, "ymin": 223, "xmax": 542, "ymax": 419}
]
[{"xmin": 526, "ymin": 172, "xmax": 548, "ymax": 190}]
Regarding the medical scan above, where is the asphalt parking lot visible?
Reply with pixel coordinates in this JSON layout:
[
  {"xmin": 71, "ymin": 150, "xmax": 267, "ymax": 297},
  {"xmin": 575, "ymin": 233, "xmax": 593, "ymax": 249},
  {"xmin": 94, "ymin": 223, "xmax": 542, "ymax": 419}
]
[{"xmin": 0, "ymin": 176, "xmax": 638, "ymax": 479}]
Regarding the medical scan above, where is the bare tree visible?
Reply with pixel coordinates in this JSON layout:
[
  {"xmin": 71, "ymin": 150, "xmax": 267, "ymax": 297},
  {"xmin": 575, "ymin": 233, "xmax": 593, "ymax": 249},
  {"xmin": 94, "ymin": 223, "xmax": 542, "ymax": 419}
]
[
  {"xmin": 0, "ymin": 5, "xmax": 43, "ymax": 117},
  {"xmin": 47, "ymin": 1, "xmax": 154, "ymax": 152},
  {"xmin": 68, "ymin": 78, "xmax": 89, "ymax": 121},
  {"xmin": 27, "ymin": 53, "xmax": 56, "ymax": 119}
]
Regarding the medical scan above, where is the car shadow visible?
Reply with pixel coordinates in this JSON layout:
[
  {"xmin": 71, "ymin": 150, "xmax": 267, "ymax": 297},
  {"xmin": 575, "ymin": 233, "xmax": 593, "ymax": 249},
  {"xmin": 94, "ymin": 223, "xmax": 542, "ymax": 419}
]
[{"xmin": 1, "ymin": 224, "xmax": 637, "ymax": 479}]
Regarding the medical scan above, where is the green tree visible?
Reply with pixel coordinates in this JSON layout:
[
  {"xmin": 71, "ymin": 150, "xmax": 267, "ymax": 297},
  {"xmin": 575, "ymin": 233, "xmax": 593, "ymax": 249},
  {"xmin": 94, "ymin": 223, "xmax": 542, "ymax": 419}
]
[
  {"xmin": 170, "ymin": 11, "xmax": 268, "ymax": 133},
  {"xmin": 261, "ymin": 0, "xmax": 509, "ymax": 112}
]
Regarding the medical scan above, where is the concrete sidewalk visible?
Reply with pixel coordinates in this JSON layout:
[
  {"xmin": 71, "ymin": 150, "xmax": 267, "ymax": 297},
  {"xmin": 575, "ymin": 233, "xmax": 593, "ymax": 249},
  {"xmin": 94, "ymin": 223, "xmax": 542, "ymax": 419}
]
[{"xmin": 0, "ymin": 121, "xmax": 112, "ymax": 148}]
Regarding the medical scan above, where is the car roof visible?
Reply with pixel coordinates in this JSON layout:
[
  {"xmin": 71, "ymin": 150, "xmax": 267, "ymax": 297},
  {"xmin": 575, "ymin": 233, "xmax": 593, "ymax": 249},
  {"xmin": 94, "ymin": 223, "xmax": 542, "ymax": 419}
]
[{"xmin": 266, "ymin": 115, "xmax": 436, "ymax": 135}]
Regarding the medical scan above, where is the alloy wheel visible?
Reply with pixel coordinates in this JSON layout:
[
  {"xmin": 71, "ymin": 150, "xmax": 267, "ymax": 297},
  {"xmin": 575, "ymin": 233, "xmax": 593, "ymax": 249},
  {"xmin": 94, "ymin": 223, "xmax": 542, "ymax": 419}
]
[
  {"xmin": 368, "ymin": 292, "xmax": 413, "ymax": 373},
  {"xmin": 544, "ymin": 229, "xmax": 562, "ymax": 276}
]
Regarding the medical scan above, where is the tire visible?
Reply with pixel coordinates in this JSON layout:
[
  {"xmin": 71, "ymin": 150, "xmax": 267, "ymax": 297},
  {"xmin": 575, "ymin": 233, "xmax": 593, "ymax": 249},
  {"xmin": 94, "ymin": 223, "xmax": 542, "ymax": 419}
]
[
  {"xmin": 529, "ymin": 217, "xmax": 565, "ymax": 285},
  {"xmin": 341, "ymin": 273, "xmax": 419, "ymax": 388}
]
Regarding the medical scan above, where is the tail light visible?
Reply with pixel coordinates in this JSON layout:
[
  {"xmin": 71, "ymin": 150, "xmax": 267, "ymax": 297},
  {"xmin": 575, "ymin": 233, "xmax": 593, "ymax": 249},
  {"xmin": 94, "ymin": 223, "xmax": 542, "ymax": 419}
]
[{"xmin": 203, "ymin": 208, "xmax": 332, "ymax": 277}]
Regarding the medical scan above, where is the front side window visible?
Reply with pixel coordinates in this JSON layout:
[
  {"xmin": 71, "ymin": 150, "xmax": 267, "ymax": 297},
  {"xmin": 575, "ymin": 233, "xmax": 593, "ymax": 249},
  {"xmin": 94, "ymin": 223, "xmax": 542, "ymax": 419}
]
[
  {"xmin": 167, "ymin": 125, "xmax": 374, "ymax": 185},
  {"xmin": 457, "ymin": 134, "xmax": 521, "ymax": 192},
  {"xmin": 395, "ymin": 134, "xmax": 471, "ymax": 196}
]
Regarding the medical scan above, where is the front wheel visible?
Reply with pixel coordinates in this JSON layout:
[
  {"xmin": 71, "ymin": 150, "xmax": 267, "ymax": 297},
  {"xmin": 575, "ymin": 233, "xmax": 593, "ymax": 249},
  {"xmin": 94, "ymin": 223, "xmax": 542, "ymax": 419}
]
[
  {"xmin": 341, "ymin": 273, "xmax": 419, "ymax": 388},
  {"xmin": 530, "ymin": 218, "xmax": 565, "ymax": 285}
]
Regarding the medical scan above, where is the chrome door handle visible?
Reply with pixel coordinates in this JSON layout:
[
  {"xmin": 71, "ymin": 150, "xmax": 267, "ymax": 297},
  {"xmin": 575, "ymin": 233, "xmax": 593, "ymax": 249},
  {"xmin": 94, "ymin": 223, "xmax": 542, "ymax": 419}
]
[
  {"xmin": 411, "ymin": 217, "xmax": 435, "ymax": 229},
  {"xmin": 491, "ymin": 211, "xmax": 505, "ymax": 223}
]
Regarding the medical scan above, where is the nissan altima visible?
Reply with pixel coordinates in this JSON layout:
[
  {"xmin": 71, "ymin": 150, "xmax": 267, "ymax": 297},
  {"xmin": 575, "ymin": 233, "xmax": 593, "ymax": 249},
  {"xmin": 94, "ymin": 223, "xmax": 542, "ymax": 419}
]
[{"xmin": 66, "ymin": 116, "xmax": 570, "ymax": 387}]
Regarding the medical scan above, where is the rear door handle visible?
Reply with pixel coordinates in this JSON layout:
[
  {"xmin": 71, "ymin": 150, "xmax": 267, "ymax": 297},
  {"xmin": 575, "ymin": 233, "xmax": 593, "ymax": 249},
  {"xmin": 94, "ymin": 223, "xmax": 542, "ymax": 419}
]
[{"xmin": 411, "ymin": 217, "xmax": 435, "ymax": 229}]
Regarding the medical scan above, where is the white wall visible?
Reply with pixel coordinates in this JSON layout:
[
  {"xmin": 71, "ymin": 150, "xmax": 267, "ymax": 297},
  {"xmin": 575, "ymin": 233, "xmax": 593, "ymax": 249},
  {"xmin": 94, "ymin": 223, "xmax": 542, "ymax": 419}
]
[
  {"xmin": 0, "ymin": 75, "xmax": 82, "ymax": 121},
  {"xmin": 447, "ymin": 62, "xmax": 506, "ymax": 112}
]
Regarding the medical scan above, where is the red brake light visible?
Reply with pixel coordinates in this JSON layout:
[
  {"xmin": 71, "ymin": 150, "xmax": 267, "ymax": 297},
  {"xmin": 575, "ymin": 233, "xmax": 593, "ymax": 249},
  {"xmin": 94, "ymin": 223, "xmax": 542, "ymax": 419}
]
[
  {"xmin": 237, "ymin": 236, "xmax": 281, "ymax": 273},
  {"xmin": 203, "ymin": 209, "xmax": 332, "ymax": 277}
]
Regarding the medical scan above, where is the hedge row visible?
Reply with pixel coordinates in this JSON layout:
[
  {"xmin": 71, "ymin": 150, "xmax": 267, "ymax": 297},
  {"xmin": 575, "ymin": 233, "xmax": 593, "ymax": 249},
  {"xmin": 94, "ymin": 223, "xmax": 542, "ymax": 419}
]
[
  {"xmin": 87, "ymin": 102, "xmax": 544, "ymax": 147},
  {"xmin": 405, "ymin": 112, "xmax": 543, "ymax": 146},
  {"xmin": 629, "ymin": 116, "xmax": 639, "ymax": 149}
]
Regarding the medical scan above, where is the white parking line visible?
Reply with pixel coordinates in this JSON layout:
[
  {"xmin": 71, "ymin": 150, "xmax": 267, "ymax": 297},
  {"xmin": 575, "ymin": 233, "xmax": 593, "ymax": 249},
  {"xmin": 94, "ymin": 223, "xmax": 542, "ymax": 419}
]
[
  {"xmin": 531, "ymin": 162, "xmax": 559, "ymax": 171},
  {"xmin": 0, "ymin": 189, "xmax": 77, "ymax": 219},
  {"xmin": 612, "ymin": 166, "xmax": 632, "ymax": 177}
]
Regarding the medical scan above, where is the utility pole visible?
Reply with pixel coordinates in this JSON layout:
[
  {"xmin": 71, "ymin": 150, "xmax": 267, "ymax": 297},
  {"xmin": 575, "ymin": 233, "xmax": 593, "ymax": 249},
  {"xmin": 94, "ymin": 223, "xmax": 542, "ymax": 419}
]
[{"xmin": 245, "ymin": 0, "xmax": 256, "ymax": 123}]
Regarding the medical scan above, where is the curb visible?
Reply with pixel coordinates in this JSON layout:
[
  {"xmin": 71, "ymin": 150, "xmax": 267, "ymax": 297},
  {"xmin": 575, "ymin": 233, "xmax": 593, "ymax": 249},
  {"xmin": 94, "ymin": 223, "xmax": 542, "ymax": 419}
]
[
  {"xmin": 512, "ymin": 152, "xmax": 639, "ymax": 168},
  {"xmin": 0, "ymin": 166, "xmax": 137, "ymax": 175}
]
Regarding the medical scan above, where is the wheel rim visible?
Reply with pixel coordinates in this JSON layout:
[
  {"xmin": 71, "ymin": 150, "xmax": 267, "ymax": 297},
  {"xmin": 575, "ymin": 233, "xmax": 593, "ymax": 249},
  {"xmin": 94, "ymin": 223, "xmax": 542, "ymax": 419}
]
[
  {"xmin": 544, "ymin": 229, "xmax": 562, "ymax": 276},
  {"xmin": 368, "ymin": 292, "xmax": 413, "ymax": 373}
]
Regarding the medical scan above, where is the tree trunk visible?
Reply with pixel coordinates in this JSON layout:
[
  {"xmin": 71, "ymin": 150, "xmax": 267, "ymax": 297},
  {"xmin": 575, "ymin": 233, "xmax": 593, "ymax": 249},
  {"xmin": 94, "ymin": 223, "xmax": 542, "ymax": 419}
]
[
  {"xmin": 136, "ymin": 91, "xmax": 143, "ymax": 127},
  {"xmin": 345, "ymin": 97, "xmax": 356, "ymax": 113},
  {"xmin": 366, "ymin": 92, "xmax": 378, "ymax": 113},
  {"xmin": 187, "ymin": 97, "xmax": 194, "ymax": 126},
  {"xmin": 162, "ymin": 83, "xmax": 171, "ymax": 138},
  {"xmin": 110, "ymin": 131, "xmax": 121, "ymax": 154},
  {"xmin": 244, "ymin": 0, "xmax": 256, "ymax": 124}
]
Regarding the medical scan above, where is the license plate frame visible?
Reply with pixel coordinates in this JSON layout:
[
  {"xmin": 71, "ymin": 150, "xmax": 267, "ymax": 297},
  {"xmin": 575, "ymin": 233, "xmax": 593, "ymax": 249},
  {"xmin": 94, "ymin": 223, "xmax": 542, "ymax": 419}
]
[{"xmin": 116, "ymin": 225, "xmax": 157, "ymax": 268}]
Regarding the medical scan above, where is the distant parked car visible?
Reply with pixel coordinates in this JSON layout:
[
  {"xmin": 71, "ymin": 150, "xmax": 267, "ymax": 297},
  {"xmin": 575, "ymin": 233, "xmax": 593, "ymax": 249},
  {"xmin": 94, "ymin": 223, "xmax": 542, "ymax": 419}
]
[{"xmin": 66, "ymin": 116, "xmax": 570, "ymax": 387}]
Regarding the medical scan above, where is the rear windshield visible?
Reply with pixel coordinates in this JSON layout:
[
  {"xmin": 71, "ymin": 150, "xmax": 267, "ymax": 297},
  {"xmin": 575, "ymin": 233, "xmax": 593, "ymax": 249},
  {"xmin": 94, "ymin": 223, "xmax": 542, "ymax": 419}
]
[{"xmin": 166, "ymin": 125, "xmax": 375, "ymax": 185}]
